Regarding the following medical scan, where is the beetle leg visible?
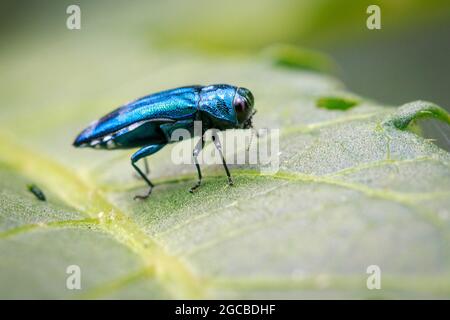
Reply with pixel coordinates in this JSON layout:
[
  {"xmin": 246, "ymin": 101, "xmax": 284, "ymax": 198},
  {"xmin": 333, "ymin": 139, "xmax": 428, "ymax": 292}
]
[
  {"xmin": 133, "ymin": 158, "xmax": 150, "ymax": 179},
  {"xmin": 144, "ymin": 158, "xmax": 150, "ymax": 175},
  {"xmin": 190, "ymin": 135, "xmax": 205, "ymax": 193},
  {"xmin": 212, "ymin": 133, "xmax": 233, "ymax": 186},
  {"xmin": 131, "ymin": 144, "xmax": 165, "ymax": 200}
]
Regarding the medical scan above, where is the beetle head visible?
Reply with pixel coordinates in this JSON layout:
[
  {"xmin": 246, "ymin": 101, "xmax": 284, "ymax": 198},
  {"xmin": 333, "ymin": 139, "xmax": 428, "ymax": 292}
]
[{"xmin": 198, "ymin": 85, "xmax": 256, "ymax": 130}]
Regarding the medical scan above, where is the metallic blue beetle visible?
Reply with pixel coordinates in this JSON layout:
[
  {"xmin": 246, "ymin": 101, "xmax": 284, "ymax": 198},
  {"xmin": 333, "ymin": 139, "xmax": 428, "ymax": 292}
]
[{"xmin": 73, "ymin": 84, "xmax": 255, "ymax": 199}]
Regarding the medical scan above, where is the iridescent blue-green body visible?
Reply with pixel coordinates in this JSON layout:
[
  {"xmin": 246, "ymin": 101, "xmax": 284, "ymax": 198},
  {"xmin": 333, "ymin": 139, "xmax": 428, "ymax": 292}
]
[{"xmin": 73, "ymin": 84, "xmax": 255, "ymax": 199}]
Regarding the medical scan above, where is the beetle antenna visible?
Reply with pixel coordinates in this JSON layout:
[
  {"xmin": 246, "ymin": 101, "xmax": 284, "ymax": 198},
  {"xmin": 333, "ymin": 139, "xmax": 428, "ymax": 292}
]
[
  {"xmin": 245, "ymin": 110, "xmax": 258, "ymax": 151},
  {"xmin": 246, "ymin": 127, "xmax": 260, "ymax": 151}
]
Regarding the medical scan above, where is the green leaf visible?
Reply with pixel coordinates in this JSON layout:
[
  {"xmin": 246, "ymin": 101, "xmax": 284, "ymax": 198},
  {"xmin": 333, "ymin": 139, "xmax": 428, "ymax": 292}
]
[
  {"xmin": 262, "ymin": 44, "xmax": 337, "ymax": 73},
  {"xmin": 316, "ymin": 95, "xmax": 360, "ymax": 111},
  {"xmin": 1, "ymin": 18, "xmax": 450, "ymax": 299}
]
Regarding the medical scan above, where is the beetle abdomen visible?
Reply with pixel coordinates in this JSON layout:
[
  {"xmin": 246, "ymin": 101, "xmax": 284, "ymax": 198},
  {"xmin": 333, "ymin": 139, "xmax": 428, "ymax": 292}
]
[
  {"xmin": 85, "ymin": 119, "xmax": 171, "ymax": 149},
  {"xmin": 74, "ymin": 86, "xmax": 201, "ymax": 147}
]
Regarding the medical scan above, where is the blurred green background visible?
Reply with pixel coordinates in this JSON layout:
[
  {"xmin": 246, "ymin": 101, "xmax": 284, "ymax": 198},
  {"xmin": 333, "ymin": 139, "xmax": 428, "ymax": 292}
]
[
  {"xmin": 1, "ymin": 0, "xmax": 450, "ymax": 299},
  {"xmin": 1, "ymin": 0, "xmax": 450, "ymax": 148}
]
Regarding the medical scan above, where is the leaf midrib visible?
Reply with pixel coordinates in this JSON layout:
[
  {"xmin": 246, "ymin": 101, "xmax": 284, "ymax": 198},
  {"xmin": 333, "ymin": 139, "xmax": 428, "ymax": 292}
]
[
  {"xmin": 0, "ymin": 133, "xmax": 205, "ymax": 299},
  {"xmin": 1, "ymin": 106, "xmax": 449, "ymax": 298}
]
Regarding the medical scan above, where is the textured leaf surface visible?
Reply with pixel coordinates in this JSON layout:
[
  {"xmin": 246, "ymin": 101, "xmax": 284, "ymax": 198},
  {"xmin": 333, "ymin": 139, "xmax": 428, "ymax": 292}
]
[{"xmin": 1, "ymin": 8, "xmax": 450, "ymax": 299}]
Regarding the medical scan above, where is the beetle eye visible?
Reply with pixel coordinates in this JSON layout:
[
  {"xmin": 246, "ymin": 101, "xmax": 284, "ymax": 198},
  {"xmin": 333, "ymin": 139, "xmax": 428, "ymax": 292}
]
[
  {"xmin": 236, "ymin": 99, "xmax": 246, "ymax": 113},
  {"xmin": 234, "ymin": 97, "xmax": 249, "ymax": 122}
]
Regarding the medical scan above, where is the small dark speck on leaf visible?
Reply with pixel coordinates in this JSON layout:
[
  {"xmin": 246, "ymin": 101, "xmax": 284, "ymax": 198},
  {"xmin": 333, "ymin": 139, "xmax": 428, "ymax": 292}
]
[{"xmin": 27, "ymin": 184, "xmax": 46, "ymax": 201}]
